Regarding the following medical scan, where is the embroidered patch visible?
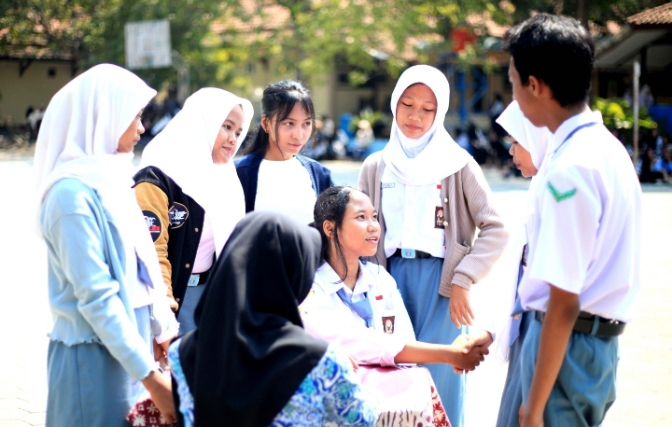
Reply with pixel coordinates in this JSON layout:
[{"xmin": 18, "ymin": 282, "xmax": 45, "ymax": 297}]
[
  {"xmin": 382, "ymin": 182, "xmax": 395, "ymax": 189},
  {"xmin": 382, "ymin": 316, "xmax": 395, "ymax": 334},
  {"xmin": 434, "ymin": 206, "xmax": 445, "ymax": 229},
  {"xmin": 142, "ymin": 210, "xmax": 162, "ymax": 242},
  {"xmin": 168, "ymin": 203, "xmax": 189, "ymax": 228},
  {"xmin": 547, "ymin": 182, "xmax": 577, "ymax": 202}
]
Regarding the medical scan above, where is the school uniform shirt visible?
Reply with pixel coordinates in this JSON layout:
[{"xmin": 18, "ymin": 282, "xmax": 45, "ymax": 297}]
[
  {"xmin": 254, "ymin": 158, "xmax": 318, "ymax": 225},
  {"xmin": 300, "ymin": 261, "xmax": 416, "ymax": 367},
  {"xmin": 381, "ymin": 167, "xmax": 446, "ymax": 258},
  {"xmin": 519, "ymin": 110, "xmax": 642, "ymax": 322}
]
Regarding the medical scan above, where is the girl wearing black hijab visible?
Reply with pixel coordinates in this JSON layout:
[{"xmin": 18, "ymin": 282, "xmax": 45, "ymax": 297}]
[{"xmin": 167, "ymin": 212, "xmax": 378, "ymax": 427}]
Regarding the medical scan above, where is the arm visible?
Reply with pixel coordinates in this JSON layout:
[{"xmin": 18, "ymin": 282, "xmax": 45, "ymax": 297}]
[
  {"xmin": 449, "ymin": 160, "xmax": 508, "ymax": 327},
  {"xmin": 521, "ymin": 286, "xmax": 579, "ymax": 427},
  {"xmin": 134, "ymin": 182, "xmax": 177, "ymax": 311},
  {"xmin": 451, "ymin": 160, "xmax": 509, "ymax": 289},
  {"xmin": 46, "ymin": 212, "xmax": 155, "ymax": 381},
  {"xmin": 395, "ymin": 340, "xmax": 484, "ymax": 371}
]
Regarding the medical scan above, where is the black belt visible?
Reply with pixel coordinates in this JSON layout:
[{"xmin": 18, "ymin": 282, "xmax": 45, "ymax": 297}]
[
  {"xmin": 534, "ymin": 310, "xmax": 626, "ymax": 337},
  {"xmin": 392, "ymin": 248, "xmax": 433, "ymax": 259}
]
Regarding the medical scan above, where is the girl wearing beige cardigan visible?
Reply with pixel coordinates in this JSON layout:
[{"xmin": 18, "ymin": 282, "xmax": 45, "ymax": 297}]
[{"xmin": 358, "ymin": 65, "xmax": 508, "ymax": 427}]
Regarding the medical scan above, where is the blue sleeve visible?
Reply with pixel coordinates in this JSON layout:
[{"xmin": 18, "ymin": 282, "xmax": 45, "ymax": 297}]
[
  {"xmin": 43, "ymin": 190, "xmax": 154, "ymax": 381},
  {"xmin": 319, "ymin": 348, "xmax": 378, "ymax": 427}
]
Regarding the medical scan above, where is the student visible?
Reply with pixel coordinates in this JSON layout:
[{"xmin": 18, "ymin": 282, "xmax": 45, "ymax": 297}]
[
  {"xmin": 34, "ymin": 64, "xmax": 178, "ymax": 426},
  {"xmin": 492, "ymin": 101, "xmax": 552, "ymax": 427},
  {"xmin": 168, "ymin": 212, "xmax": 378, "ymax": 427},
  {"xmin": 505, "ymin": 14, "xmax": 642, "ymax": 427},
  {"xmin": 134, "ymin": 88, "xmax": 253, "ymax": 333},
  {"xmin": 302, "ymin": 186, "xmax": 490, "ymax": 372},
  {"xmin": 235, "ymin": 80, "xmax": 334, "ymax": 224},
  {"xmin": 359, "ymin": 64, "xmax": 508, "ymax": 427}
]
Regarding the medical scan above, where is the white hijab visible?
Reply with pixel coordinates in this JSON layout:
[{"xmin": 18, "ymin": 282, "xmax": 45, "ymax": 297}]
[
  {"xmin": 140, "ymin": 88, "xmax": 253, "ymax": 257},
  {"xmin": 382, "ymin": 65, "xmax": 471, "ymax": 186},
  {"xmin": 34, "ymin": 64, "xmax": 165, "ymax": 295},
  {"xmin": 496, "ymin": 100, "xmax": 551, "ymax": 172}
]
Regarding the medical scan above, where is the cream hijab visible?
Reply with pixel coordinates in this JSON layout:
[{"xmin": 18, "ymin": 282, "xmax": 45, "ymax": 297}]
[
  {"xmin": 382, "ymin": 65, "xmax": 471, "ymax": 186},
  {"xmin": 140, "ymin": 88, "xmax": 253, "ymax": 257},
  {"xmin": 34, "ymin": 64, "xmax": 165, "ymax": 295}
]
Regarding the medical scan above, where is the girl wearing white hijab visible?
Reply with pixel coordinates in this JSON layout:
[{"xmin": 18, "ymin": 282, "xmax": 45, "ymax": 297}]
[
  {"xmin": 35, "ymin": 64, "xmax": 179, "ymax": 427},
  {"xmin": 493, "ymin": 100, "xmax": 551, "ymax": 427},
  {"xmin": 134, "ymin": 88, "xmax": 253, "ymax": 333},
  {"xmin": 358, "ymin": 65, "xmax": 508, "ymax": 427}
]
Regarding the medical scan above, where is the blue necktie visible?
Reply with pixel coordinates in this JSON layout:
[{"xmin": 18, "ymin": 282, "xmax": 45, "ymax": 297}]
[{"xmin": 336, "ymin": 288, "xmax": 374, "ymax": 328}]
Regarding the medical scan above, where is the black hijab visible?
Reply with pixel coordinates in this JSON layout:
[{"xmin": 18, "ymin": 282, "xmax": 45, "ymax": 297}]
[{"xmin": 179, "ymin": 212, "xmax": 328, "ymax": 427}]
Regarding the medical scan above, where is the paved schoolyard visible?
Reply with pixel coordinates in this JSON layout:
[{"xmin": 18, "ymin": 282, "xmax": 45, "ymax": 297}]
[{"xmin": 1, "ymin": 151, "xmax": 670, "ymax": 426}]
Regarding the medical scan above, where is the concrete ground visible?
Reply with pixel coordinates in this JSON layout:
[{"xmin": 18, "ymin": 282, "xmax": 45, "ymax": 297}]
[{"xmin": 1, "ymin": 149, "xmax": 670, "ymax": 426}]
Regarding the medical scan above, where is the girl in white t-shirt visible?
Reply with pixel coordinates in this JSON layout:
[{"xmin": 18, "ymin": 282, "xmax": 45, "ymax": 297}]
[
  {"xmin": 301, "ymin": 186, "xmax": 491, "ymax": 372},
  {"xmin": 235, "ymin": 80, "xmax": 334, "ymax": 224}
]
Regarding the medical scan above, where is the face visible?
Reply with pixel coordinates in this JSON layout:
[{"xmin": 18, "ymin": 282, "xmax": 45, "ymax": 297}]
[
  {"xmin": 212, "ymin": 105, "xmax": 245, "ymax": 164},
  {"xmin": 508, "ymin": 58, "xmax": 543, "ymax": 128},
  {"xmin": 326, "ymin": 190, "xmax": 380, "ymax": 261},
  {"xmin": 395, "ymin": 83, "xmax": 437, "ymax": 139},
  {"xmin": 264, "ymin": 103, "xmax": 313, "ymax": 160},
  {"xmin": 508, "ymin": 140, "xmax": 537, "ymax": 178},
  {"xmin": 117, "ymin": 110, "xmax": 145, "ymax": 153}
]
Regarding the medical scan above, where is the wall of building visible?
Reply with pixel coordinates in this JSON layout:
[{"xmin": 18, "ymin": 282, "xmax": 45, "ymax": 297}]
[{"xmin": 0, "ymin": 61, "xmax": 74, "ymax": 127}]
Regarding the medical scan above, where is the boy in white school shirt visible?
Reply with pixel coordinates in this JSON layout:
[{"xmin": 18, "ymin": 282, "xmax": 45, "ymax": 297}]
[{"xmin": 504, "ymin": 14, "xmax": 642, "ymax": 427}]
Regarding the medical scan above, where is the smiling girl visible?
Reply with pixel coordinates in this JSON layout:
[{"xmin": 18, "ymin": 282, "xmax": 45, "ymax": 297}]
[
  {"xmin": 358, "ymin": 65, "xmax": 508, "ymax": 427},
  {"xmin": 235, "ymin": 80, "xmax": 334, "ymax": 224},
  {"xmin": 134, "ymin": 88, "xmax": 253, "ymax": 333},
  {"xmin": 301, "ymin": 186, "xmax": 488, "ymax": 375}
]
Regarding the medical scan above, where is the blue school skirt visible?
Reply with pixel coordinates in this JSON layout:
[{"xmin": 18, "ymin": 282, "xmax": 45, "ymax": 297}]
[
  {"xmin": 46, "ymin": 306, "xmax": 152, "ymax": 427},
  {"xmin": 389, "ymin": 256, "xmax": 467, "ymax": 427},
  {"xmin": 520, "ymin": 315, "xmax": 618, "ymax": 427}
]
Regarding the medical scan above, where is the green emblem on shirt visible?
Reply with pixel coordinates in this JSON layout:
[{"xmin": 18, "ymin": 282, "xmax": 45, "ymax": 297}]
[{"xmin": 547, "ymin": 181, "xmax": 577, "ymax": 202}]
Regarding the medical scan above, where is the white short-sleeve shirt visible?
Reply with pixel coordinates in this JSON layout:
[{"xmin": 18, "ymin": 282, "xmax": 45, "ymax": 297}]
[
  {"xmin": 254, "ymin": 157, "xmax": 316, "ymax": 225},
  {"xmin": 519, "ymin": 110, "xmax": 641, "ymax": 322},
  {"xmin": 300, "ymin": 261, "xmax": 416, "ymax": 366}
]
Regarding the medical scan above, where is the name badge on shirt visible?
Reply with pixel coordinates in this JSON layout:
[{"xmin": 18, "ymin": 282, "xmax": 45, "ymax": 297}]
[
  {"xmin": 434, "ymin": 206, "xmax": 445, "ymax": 229},
  {"xmin": 382, "ymin": 182, "xmax": 395, "ymax": 189},
  {"xmin": 382, "ymin": 315, "xmax": 395, "ymax": 334}
]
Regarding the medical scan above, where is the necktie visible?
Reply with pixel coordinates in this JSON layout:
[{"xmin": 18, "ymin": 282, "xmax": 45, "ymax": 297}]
[{"xmin": 336, "ymin": 288, "xmax": 374, "ymax": 328}]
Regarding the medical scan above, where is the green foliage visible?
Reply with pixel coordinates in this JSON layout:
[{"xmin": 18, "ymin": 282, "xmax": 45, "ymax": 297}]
[
  {"xmin": 508, "ymin": 0, "xmax": 669, "ymax": 34},
  {"xmin": 349, "ymin": 109, "xmax": 387, "ymax": 133},
  {"xmin": 592, "ymin": 97, "xmax": 658, "ymax": 131}
]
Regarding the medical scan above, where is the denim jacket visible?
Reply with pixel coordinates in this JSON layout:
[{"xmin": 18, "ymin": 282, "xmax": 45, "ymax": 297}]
[{"xmin": 40, "ymin": 178, "xmax": 176, "ymax": 381}]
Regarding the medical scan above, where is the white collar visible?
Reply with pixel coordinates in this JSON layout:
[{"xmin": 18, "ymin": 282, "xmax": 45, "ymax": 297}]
[
  {"xmin": 314, "ymin": 261, "xmax": 373, "ymax": 297},
  {"xmin": 550, "ymin": 109, "xmax": 603, "ymax": 155}
]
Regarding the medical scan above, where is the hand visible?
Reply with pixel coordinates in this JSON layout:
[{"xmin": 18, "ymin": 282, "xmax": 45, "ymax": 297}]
[
  {"xmin": 520, "ymin": 403, "xmax": 544, "ymax": 427},
  {"xmin": 451, "ymin": 343, "xmax": 485, "ymax": 372},
  {"xmin": 467, "ymin": 330, "xmax": 493, "ymax": 351},
  {"xmin": 449, "ymin": 285, "xmax": 474, "ymax": 328},
  {"xmin": 142, "ymin": 370, "xmax": 176, "ymax": 424}
]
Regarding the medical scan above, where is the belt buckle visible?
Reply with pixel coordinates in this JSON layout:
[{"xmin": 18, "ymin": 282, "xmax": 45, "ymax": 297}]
[
  {"xmin": 401, "ymin": 249, "xmax": 416, "ymax": 259},
  {"xmin": 188, "ymin": 274, "xmax": 200, "ymax": 287}
]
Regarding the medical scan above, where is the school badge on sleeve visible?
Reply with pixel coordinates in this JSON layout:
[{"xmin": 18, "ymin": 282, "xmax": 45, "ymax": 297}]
[{"xmin": 142, "ymin": 210, "xmax": 162, "ymax": 242}]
